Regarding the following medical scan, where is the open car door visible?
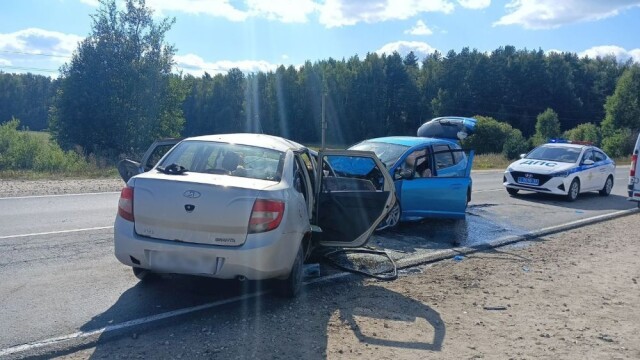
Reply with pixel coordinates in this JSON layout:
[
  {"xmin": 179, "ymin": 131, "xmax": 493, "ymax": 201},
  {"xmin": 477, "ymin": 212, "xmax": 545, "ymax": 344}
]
[
  {"xmin": 314, "ymin": 150, "xmax": 396, "ymax": 247},
  {"xmin": 398, "ymin": 148, "xmax": 474, "ymax": 219},
  {"xmin": 117, "ymin": 139, "xmax": 180, "ymax": 182}
]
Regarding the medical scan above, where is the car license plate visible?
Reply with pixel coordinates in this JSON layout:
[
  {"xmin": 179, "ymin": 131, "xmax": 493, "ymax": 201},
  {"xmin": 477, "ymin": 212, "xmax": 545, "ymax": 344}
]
[
  {"xmin": 517, "ymin": 176, "xmax": 539, "ymax": 185},
  {"xmin": 149, "ymin": 251, "xmax": 216, "ymax": 274}
]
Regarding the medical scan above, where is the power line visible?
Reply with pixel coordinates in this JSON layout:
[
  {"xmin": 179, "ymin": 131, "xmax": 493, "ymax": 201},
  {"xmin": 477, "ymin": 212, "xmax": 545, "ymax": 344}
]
[
  {"xmin": 0, "ymin": 65, "xmax": 60, "ymax": 73},
  {"xmin": 0, "ymin": 49, "xmax": 71, "ymax": 59}
]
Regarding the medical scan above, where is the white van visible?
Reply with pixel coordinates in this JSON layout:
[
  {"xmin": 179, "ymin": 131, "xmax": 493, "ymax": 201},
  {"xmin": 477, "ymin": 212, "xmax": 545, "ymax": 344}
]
[{"xmin": 629, "ymin": 133, "xmax": 640, "ymax": 207}]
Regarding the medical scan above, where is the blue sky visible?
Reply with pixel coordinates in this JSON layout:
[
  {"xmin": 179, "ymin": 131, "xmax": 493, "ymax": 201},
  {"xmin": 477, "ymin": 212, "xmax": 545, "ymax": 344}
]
[{"xmin": 1, "ymin": 0, "xmax": 639, "ymax": 77}]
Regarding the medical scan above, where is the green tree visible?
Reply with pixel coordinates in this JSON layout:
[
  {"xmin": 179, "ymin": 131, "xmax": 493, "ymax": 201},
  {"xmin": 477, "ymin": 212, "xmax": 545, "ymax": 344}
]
[
  {"xmin": 601, "ymin": 65, "xmax": 640, "ymax": 132},
  {"xmin": 463, "ymin": 115, "xmax": 513, "ymax": 154},
  {"xmin": 563, "ymin": 123, "xmax": 600, "ymax": 145},
  {"xmin": 532, "ymin": 108, "xmax": 561, "ymax": 146},
  {"xmin": 50, "ymin": 0, "xmax": 186, "ymax": 157},
  {"xmin": 502, "ymin": 129, "xmax": 530, "ymax": 159}
]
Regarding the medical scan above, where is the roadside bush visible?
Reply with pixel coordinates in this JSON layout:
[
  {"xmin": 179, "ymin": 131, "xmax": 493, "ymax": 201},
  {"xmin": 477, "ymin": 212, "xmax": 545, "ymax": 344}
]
[
  {"xmin": 463, "ymin": 116, "xmax": 513, "ymax": 154},
  {"xmin": 502, "ymin": 128, "xmax": 530, "ymax": 159},
  {"xmin": 564, "ymin": 123, "xmax": 600, "ymax": 145},
  {"xmin": 601, "ymin": 128, "xmax": 634, "ymax": 158},
  {"xmin": 531, "ymin": 108, "xmax": 561, "ymax": 146},
  {"xmin": 0, "ymin": 118, "xmax": 89, "ymax": 172}
]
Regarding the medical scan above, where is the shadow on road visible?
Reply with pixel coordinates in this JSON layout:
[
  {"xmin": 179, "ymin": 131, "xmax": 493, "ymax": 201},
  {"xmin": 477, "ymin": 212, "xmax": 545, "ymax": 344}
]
[{"xmin": 40, "ymin": 272, "xmax": 445, "ymax": 359}]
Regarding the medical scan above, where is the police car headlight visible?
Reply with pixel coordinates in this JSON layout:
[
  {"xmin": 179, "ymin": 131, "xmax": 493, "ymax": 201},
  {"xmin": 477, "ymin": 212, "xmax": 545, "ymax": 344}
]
[{"xmin": 549, "ymin": 170, "xmax": 570, "ymax": 178}]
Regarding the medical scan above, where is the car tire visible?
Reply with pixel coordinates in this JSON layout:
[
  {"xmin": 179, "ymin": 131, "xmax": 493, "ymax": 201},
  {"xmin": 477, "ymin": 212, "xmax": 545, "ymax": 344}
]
[
  {"xmin": 566, "ymin": 179, "xmax": 580, "ymax": 202},
  {"xmin": 599, "ymin": 176, "xmax": 613, "ymax": 196},
  {"xmin": 274, "ymin": 244, "xmax": 304, "ymax": 298},
  {"xmin": 376, "ymin": 201, "xmax": 401, "ymax": 232},
  {"xmin": 132, "ymin": 267, "xmax": 156, "ymax": 282},
  {"xmin": 506, "ymin": 188, "xmax": 519, "ymax": 196}
]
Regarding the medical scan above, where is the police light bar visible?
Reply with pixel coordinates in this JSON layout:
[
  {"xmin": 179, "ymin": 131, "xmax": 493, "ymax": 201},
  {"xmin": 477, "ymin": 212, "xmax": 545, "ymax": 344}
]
[{"xmin": 548, "ymin": 138, "xmax": 593, "ymax": 145}]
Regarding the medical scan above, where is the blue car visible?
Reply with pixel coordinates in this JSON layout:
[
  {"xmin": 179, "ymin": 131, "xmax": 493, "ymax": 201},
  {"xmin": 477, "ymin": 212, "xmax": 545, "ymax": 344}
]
[{"xmin": 348, "ymin": 117, "xmax": 476, "ymax": 230}]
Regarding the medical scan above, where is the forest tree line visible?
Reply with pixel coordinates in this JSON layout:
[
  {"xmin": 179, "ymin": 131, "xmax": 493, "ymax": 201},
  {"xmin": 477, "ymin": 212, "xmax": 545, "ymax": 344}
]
[{"xmin": 1, "ymin": 0, "xmax": 639, "ymax": 164}]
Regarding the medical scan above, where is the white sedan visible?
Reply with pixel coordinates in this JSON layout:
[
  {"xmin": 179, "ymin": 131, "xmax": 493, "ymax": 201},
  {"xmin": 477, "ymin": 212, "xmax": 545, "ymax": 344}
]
[
  {"xmin": 114, "ymin": 133, "xmax": 395, "ymax": 297},
  {"xmin": 503, "ymin": 143, "xmax": 616, "ymax": 201}
]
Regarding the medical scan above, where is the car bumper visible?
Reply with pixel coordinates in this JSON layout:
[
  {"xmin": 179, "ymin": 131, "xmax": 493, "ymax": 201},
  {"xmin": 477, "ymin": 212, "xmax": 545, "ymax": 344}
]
[
  {"xmin": 114, "ymin": 216, "xmax": 301, "ymax": 281},
  {"xmin": 503, "ymin": 171, "xmax": 570, "ymax": 196}
]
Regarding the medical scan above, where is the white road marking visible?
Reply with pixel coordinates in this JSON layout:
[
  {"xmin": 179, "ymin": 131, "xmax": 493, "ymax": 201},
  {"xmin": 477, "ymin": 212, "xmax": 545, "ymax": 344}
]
[
  {"xmin": 0, "ymin": 191, "xmax": 119, "ymax": 201},
  {"xmin": 473, "ymin": 188, "xmax": 503, "ymax": 193},
  {"xmin": 0, "ymin": 226, "xmax": 113, "ymax": 240}
]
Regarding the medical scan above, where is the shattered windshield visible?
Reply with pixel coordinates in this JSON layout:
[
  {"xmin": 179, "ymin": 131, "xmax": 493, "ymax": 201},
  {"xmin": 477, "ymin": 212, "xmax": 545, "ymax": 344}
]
[{"xmin": 349, "ymin": 141, "xmax": 409, "ymax": 168}]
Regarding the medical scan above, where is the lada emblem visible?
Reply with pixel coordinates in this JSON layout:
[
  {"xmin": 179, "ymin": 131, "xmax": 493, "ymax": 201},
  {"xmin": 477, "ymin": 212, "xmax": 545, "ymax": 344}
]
[{"xmin": 183, "ymin": 190, "xmax": 201, "ymax": 198}]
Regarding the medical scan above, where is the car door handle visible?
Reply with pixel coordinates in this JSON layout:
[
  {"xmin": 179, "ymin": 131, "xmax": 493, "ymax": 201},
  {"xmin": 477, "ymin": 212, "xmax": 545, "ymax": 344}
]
[{"xmin": 449, "ymin": 184, "xmax": 463, "ymax": 190}]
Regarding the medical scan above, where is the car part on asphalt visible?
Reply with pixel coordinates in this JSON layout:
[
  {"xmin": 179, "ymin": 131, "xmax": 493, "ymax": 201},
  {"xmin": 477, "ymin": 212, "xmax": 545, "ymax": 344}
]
[{"xmin": 323, "ymin": 248, "xmax": 398, "ymax": 281}]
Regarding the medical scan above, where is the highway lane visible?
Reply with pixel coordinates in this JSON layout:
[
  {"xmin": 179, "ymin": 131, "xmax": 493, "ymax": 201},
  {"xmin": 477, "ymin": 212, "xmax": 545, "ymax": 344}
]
[
  {"xmin": 0, "ymin": 192, "xmax": 120, "ymax": 238},
  {"xmin": 0, "ymin": 166, "xmax": 636, "ymax": 353}
]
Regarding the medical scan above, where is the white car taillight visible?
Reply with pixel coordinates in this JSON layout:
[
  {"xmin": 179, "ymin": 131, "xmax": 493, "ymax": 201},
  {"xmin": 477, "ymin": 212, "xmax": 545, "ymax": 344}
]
[
  {"xmin": 118, "ymin": 186, "xmax": 134, "ymax": 222},
  {"xmin": 631, "ymin": 154, "xmax": 638, "ymax": 177},
  {"xmin": 248, "ymin": 199, "xmax": 285, "ymax": 233}
]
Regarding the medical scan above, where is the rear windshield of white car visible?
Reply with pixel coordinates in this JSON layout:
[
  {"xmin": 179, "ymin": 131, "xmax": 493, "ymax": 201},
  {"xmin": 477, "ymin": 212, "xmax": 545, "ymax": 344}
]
[
  {"xmin": 526, "ymin": 145, "xmax": 582, "ymax": 163},
  {"xmin": 349, "ymin": 141, "xmax": 410, "ymax": 168},
  {"xmin": 158, "ymin": 140, "xmax": 284, "ymax": 181}
]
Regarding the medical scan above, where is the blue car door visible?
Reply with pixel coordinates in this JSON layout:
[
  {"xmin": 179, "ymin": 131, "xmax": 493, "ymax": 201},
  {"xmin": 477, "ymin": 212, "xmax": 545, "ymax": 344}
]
[{"xmin": 397, "ymin": 146, "xmax": 473, "ymax": 219}]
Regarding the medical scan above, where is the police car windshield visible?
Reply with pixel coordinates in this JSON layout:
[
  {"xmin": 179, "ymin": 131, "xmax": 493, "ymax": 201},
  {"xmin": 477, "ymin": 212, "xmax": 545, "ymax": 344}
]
[{"xmin": 526, "ymin": 145, "xmax": 581, "ymax": 163}]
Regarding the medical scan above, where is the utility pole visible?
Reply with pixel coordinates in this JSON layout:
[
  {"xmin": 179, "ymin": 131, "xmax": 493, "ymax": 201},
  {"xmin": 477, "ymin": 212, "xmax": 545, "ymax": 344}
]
[{"xmin": 321, "ymin": 92, "xmax": 327, "ymax": 150}]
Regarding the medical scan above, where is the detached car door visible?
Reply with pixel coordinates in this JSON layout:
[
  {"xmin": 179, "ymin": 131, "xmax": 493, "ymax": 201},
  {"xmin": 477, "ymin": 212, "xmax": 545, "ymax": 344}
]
[
  {"xmin": 117, "ymin": 139, "xmax": 180, "ymax": 182},
  {"xmin": 314, "ymin": 150, "xmax": 396, "ymax": 247},
  {"xmin": 400, "ymin": 147, "xmax": 474, "ymax": 219}
]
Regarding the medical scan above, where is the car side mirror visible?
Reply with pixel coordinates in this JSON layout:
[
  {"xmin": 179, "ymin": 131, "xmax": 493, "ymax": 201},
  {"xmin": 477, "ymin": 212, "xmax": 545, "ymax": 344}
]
[
  {"xmin": 519, "ymin": 154, "xmax": 526, "ymax": 159},
  {"xmin": 583, "ymin": 159, "xmax": 594, "ymax": 165}
]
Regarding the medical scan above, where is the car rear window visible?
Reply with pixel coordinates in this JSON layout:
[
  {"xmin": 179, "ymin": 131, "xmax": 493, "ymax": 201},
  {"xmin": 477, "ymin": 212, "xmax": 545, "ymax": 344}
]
[{"xmin": 159, "ymin": 140, "xmax": 284, "ymax": 181}]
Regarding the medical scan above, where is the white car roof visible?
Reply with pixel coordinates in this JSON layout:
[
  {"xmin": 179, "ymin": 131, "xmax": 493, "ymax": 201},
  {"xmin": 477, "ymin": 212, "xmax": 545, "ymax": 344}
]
[{"xmin": 185, "ymin": 133, "xmax": 306, "ymax": 152}]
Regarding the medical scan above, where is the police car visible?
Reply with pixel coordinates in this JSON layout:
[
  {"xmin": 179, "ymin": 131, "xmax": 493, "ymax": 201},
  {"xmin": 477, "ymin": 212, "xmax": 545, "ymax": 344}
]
[{"xmin": 503, "ymin": 141, "xmax": 616, "ymax": 201}]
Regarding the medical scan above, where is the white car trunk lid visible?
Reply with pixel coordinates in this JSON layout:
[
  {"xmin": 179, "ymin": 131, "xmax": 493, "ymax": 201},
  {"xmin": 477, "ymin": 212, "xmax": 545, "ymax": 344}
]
[{"xmin": 132, "ymin": 173, "xmax": 277, "ymax": 246}]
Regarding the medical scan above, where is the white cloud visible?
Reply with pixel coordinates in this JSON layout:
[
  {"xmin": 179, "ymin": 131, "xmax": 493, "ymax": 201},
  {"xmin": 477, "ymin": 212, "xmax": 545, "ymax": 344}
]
[
  {"xmin": 579, "ymin": 45, "xmax": 640, "ymax": 63},
  {"xmin": 457, "ymin": 0, "xmax": 491, "ymax": 10},
  {"xmin": 404, "ymin": 20, "xmax": 433, "ymax": 35},
  {"xmin": 174, "ymin": 53, "xmax": 279, "ymax": 76},
  {"xmin": 0, "ymin": 28, "xmax": 82, "ymax": 57},
  {"xmin": 79, "ymin": 0, "xmax": 100, "ymax": 6},
  {"xmin": 82, "ymin": 0, "xmax": 469, "ymax": 27},
  {"xmin": 246, "ymin": 0, "xmax": 318, "ymax": 23},
  {"xmin": 146, "ymin": 0, "xmax": 249, "ymax": 21},
  {"xmin": 376, "ymin": 41, "xmax": 438, "ymax": 58},
  {"xmin": 494, "ymin": 0, "xmax": 640, "ymax": 29},
  {"xmin": 146, "ymin": 0, "xmax": 318, "ymax": 23},
  {"xmin": 0, "ymin": 58, "xmax": 12, "ymax": 66},
  {"xmin": 318, "ymin": 0, "xmax": 455, "ymax": 27}
]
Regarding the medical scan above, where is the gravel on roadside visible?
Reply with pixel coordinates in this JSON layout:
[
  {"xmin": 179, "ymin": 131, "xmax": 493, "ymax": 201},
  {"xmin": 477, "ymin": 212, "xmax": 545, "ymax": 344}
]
[{"xmin": 0, "ymin": 178, "xmax": 125, "ymax": 198}]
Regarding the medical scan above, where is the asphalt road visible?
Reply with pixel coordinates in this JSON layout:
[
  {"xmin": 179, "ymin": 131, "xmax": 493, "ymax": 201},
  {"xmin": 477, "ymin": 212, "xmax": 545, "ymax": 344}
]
[{"xmin": 0, "ymin": 167, "xmax": 636, "ymax": 355}]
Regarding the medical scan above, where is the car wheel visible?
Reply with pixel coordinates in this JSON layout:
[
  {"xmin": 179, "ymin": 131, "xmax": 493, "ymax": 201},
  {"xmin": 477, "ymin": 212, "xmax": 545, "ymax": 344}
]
[
  {"xmin": 599, "ymin": 176, "xmax": 613, "ymax": 196},
  {"xmin": 376, "ymin": 201, "xmax": 401, "ymax": 231},
  {"xmin": 132, "ymin": 267, "xmax": 156, "ymax": 281},
  {"xmin": 274, "ymin": 244, "xmax": 304, "ymax": 298},
  {"xmin": 566, "ymin": 179, "xmax": 580, "ymax": 202},
  {"xmin": 506, "ymin": 188, "xmax": 519, "ymax": 196}
]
